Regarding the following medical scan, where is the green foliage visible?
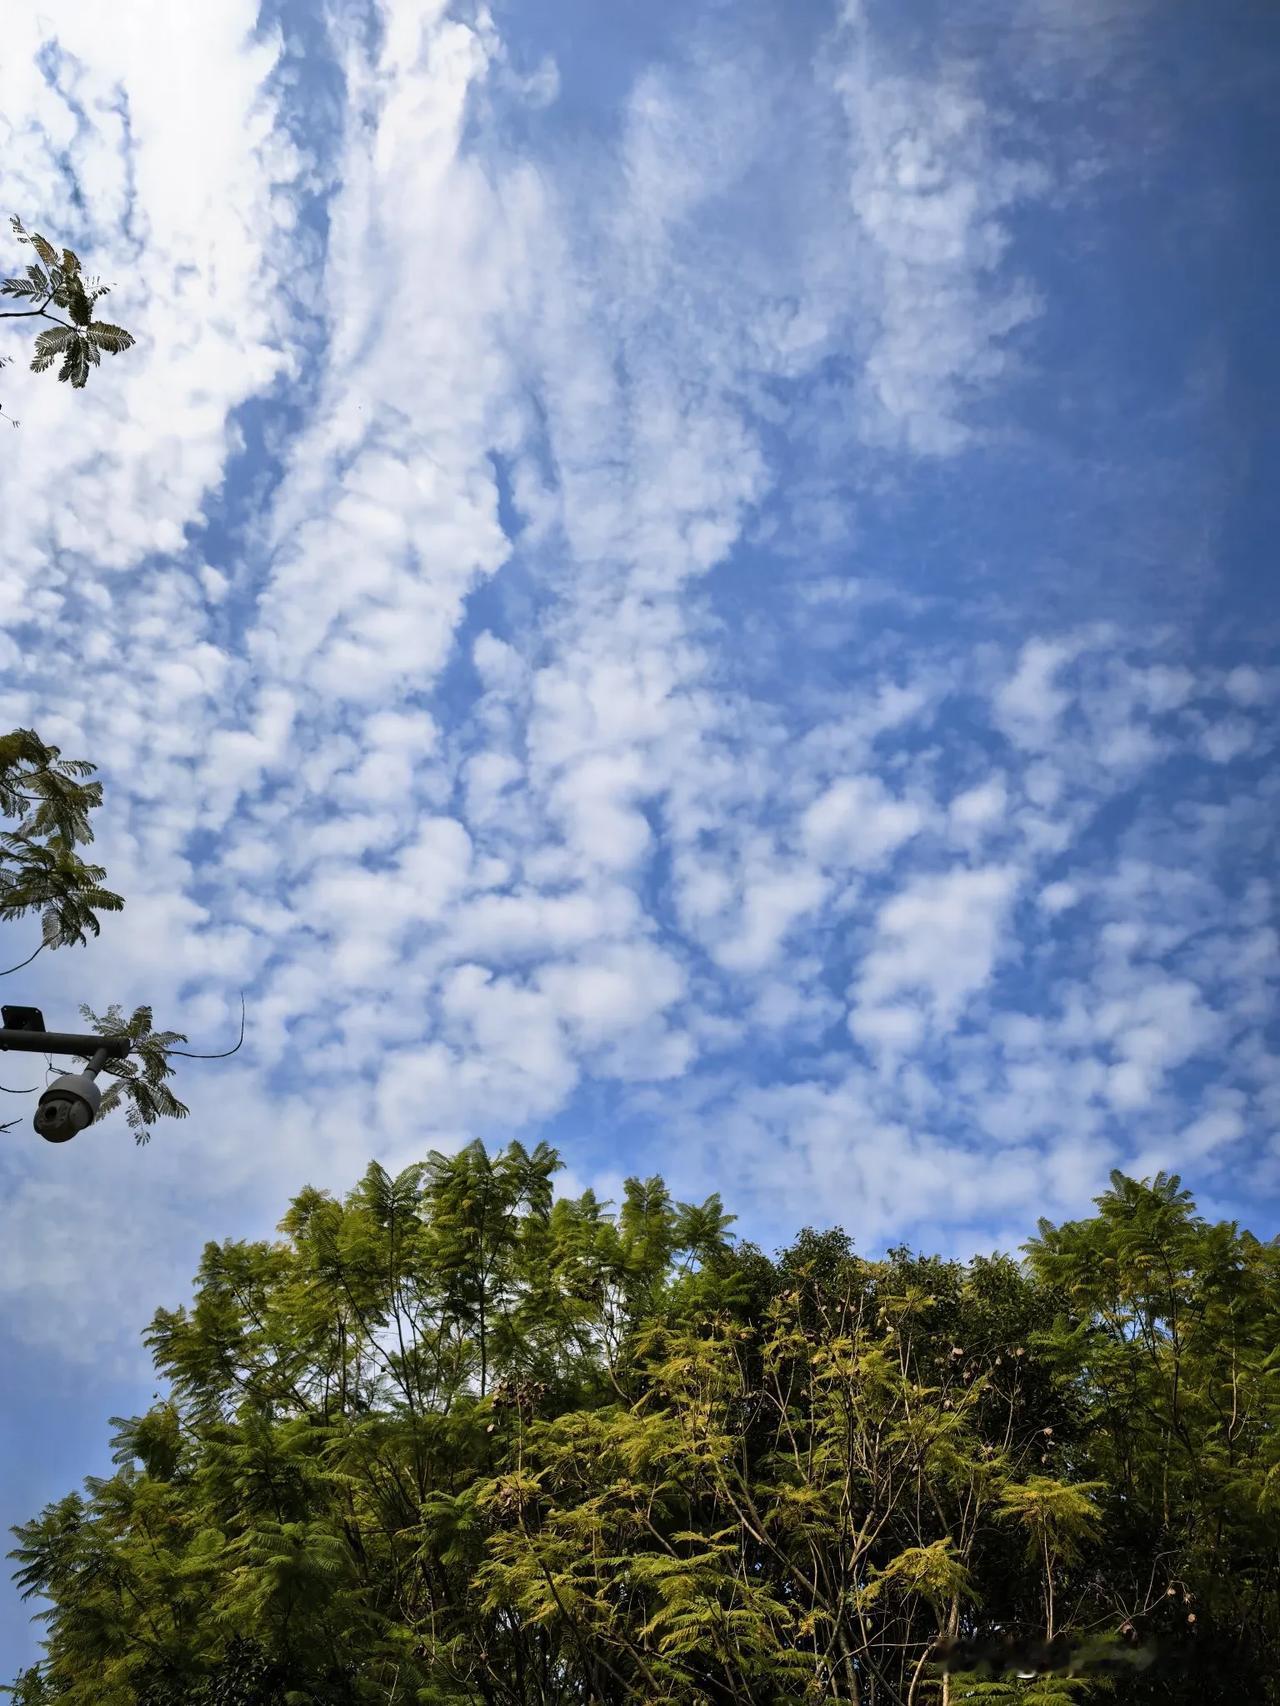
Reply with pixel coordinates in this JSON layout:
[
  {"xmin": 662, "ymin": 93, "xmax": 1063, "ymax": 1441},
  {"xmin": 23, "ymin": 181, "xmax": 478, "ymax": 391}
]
[
  {"xmin": 75, "ymin": 1003, "xmax": 190, "ymax": 1144},
  {"xmin": 1, "ymin": 728, "xmax": 189, "ymax": 1143},
  {"xmin": 1, "ymin": 218, "xmax": 135, "ymax": 395},
  {"xmin": 8, "ymin": 1154, "xmax": 1280, "ymax": 1703},
  {"xmin": 0, "ymin": 729, "xmax": 123, "ymax": 950},
  {"xmin": 1024, "ymin": 1170, "xmax": 1280, "ymax": 1700}
]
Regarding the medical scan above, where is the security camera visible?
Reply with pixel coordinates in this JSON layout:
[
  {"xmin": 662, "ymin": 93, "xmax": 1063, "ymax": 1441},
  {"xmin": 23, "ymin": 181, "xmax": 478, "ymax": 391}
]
[{"xmin": 34, "ymin": 1073, "xmax": 102, "ymax": 1143}]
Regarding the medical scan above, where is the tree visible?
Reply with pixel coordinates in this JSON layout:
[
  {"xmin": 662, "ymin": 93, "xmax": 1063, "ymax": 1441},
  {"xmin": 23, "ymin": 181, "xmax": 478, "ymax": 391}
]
[
  {"xmin": 0, "ymin": 728, "xmax": 125, "ymax": 953},
  {"xmin": 11, "ymin": 1150, "xmax": 1276, "ymax": 1704},
  {"xmin": 1023, "ymin": 1171, "xmax": 1280, "ymax": 1702},
  {"xmin": 0, "ymin": 727, "xmax": 195, "ymax": 1142},
  {"xmin": 1, "ymin": 218, "xmax": 135, "ymax": 421}
]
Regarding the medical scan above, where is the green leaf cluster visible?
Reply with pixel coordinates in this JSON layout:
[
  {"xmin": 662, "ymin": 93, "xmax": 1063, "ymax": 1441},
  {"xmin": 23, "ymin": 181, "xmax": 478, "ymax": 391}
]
[
  {"xmin": 0, "ymin": 729, "xmax": 123, "ymax": 951},
  {"xmin": 1, "ymin": 728, "xmax": 188, "ymax": 1143},
  {"xmin": 8, "ymin": 1154, "xmax": 1279, "ymax": 1704},
  {"xmin": 1, "ymin": 219, "xmax": 135, "ymax": 390}
]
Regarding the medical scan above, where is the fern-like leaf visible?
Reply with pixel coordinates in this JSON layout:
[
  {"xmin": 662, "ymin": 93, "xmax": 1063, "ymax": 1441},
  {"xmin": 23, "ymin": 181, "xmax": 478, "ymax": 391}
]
[
  {"xmin": 57, "ymin": 337, "xmax": 90, "ymax": 388},
  {"xmin": 86, "ymin": 322, "xmax": 135, "ymax": 354},
  {"xmin": 77, "ymin": 1002, "xmax": 191, "ymax": 1145},
  {"xmin": 64, "ymin": 278, "xmax": 93, "ymax": 327},
  {"xmin": 27, "ymin": 232, "xmax": 59, "ymax": 269},
  {"xmin": 32, "ymin": 326, "xmax": 75, "ymax": 355},
  {"xmin": 29, "ymin": 326, "xmax": 76, "ymax": 376}
]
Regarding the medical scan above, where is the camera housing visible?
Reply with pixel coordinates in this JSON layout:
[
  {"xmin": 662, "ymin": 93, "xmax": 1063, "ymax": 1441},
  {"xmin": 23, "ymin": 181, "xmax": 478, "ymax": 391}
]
[{"xmin": 34, "ymin": 1073, "xmax": 102, "ymax": 1143}]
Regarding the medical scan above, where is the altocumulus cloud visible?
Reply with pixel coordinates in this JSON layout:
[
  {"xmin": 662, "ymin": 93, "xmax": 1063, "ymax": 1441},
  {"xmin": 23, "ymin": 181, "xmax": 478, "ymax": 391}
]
[{"xmin": 0, "ymin": 0, "xmax": 1276, "ymax": 1400}]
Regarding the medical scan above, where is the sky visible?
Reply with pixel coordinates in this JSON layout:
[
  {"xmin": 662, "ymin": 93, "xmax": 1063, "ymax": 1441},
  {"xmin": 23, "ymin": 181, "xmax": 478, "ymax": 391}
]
[{"xmin": 1, "ymin": 0, "xmax": 1277, "ymax": 1671}]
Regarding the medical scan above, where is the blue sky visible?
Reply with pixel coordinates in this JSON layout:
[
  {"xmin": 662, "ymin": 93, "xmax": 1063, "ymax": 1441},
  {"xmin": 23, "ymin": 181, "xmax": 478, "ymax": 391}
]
[{"xmin": 1, "ymin": 0, "xmax": 1277, "ymax": 1671}]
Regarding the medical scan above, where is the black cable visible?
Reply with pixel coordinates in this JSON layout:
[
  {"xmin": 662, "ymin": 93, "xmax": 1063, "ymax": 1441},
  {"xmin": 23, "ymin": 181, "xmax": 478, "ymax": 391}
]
[
  {"xmin": 168, "ymin": 992, "xmax": 246, "ymax": 1059},
  {"xmin": 0, "ymin": 941, "xmax": 45, "ymax": 977}
]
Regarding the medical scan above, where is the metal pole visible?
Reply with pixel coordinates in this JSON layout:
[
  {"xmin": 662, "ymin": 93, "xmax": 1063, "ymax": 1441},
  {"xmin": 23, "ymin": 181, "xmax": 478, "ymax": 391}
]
[{"xmin": 0, "ymin": 1028, "xmax": 131, "ymax": 1059}]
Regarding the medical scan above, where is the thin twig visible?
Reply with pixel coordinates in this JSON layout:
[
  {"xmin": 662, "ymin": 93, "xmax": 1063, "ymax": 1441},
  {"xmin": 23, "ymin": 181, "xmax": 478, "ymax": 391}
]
[{"xmin": 0, "ymin": 303, "xmax": 75, "ymax": 330}]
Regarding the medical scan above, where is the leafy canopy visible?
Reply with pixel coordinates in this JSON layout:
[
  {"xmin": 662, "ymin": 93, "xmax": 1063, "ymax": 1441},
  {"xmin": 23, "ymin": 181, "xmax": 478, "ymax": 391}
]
[{"xmin": 8, "ymin": 1153, "xmax": 1278, "ymax": 1705}]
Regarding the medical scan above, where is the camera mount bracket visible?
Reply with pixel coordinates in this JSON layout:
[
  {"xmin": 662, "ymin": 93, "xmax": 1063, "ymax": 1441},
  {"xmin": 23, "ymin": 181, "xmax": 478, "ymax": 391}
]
[{"xmin": 1, "ymin": 1008, "xmax": 132, "ymax": 1140}]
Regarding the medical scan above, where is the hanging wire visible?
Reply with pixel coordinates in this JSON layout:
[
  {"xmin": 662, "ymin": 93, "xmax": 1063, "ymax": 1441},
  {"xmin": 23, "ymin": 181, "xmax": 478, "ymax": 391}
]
[
  {"xmin": 168, "ymin": 992, "xmax": 247, "ymax": 1060},
  {"xmin": 0, "ymin": 941, "xmax": 45, "ymax": 977}
]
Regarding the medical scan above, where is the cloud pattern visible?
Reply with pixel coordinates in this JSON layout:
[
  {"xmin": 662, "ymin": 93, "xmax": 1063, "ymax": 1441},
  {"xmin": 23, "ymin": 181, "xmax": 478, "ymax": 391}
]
[{"xmin": 0, "ymin": 0, "xmax": 1275, "ymax": 1399}]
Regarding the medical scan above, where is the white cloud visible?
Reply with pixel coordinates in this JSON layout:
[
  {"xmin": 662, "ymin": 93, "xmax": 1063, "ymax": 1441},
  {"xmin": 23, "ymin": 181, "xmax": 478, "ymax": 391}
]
[
  {"xmin": 849, "ymin": 1000, "xmax": 926, "ymax": 1056},
  {"xmin": 1138, "ymin": 665, "xmax": 1195, "ymax": 712},
  {"xmin": 1180, "ymin": 1101, "xmax": 1245, "ymax": 1160},
  {"xmin": 713, "ymin": 855, "xmax": 830, "ymax": 975},
  {"xmin": 802, "ymin": 774, "xmax": 927, "ymax": 868},
  {"xmin": 1038, "ymin": 879, "xmax": 1080, "ymax": 915},
  {"xmin": 1094, "ymin": 976, "xmax": 1220, "ymax": 1110},
  {"xmin": 463, "ymin": 751, "xmax": 523, "ymax": 826},
  {"xmin": 854, "ymin": 864, "xmax": 1021, "ymax": 1034},
  {"xmin": 536, "ymin": 940, "xmax": 686, "ymax": 1048},
  {"xmin": 950, "ymin": 777, "xmax": 1007, "ymax": 827},
  {"xmin": 1224, "ymin": 665, "xmax": 1266, "ymax": 706},
  {"xmin": 0, "ymin": 3, "xmax": 298, "ymax": 574},
  {"xmin": 831, "ymin": 2, "xmax": 1048, "ymax": 454},
  {"xmin": 994, "ymin": 637, "xmax": 1079, "ymax": 749},
  {"xmin": 1199, "ymin": 718, "xmax": 1254, "ymax": 765}
]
